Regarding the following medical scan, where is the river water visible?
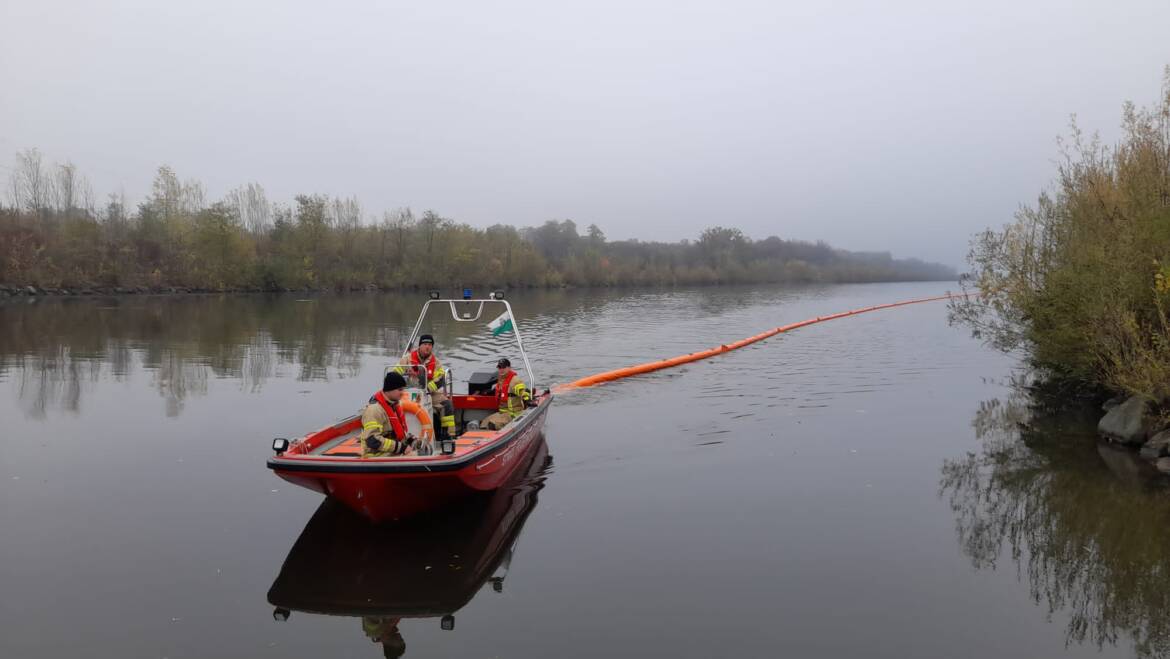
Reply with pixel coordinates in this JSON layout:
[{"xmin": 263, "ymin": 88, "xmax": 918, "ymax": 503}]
[{"xmin": 2, "ymin": 282, "xmax": 1169, "ymax": 658}]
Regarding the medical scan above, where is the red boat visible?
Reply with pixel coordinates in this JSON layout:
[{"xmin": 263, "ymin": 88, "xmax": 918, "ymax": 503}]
[{"xmin": 268, "ymin": 292, "xmax": 553, "ymax": 522}]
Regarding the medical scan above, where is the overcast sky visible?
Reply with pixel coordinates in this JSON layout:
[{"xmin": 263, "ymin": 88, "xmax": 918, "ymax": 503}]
[{"xmin": 2, "ymin": 0, "xmax": 1168, "ymax": 266}]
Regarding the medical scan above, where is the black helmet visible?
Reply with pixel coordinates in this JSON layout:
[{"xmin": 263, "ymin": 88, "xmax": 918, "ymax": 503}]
[
  {"xmin": 496, "ymin": 357, "xmax": 511, "ymax": 368},
  {"xmin": 418, "ymin": 334, "xmax": 435, "ymax": 345},
  {"xmin": 383, "ymin": 371, "xmax": 407, "ymax": 391}
]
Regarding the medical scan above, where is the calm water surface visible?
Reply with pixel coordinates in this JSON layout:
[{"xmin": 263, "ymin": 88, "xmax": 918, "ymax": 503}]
[{"xmin": 2, "ymin": 283, "xmax": 1169, "ymax": 658}]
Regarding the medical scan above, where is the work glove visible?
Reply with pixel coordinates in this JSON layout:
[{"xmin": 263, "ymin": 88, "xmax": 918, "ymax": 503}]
[
  {"xmin": 398, "ymin": 433, "xmax": 420, "ymax": 456},
  {"xmin": 427, "ymin": 381, "xmax": 439, "ymax": 393}
]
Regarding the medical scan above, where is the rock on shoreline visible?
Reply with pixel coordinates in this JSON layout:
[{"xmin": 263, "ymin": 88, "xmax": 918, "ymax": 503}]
[
  {"xmin": 1099, "ymin": 396, "xmax": 1153, "ymax": 445},
  {"xmin": 1099, "ymin": 394, "xmax": 1170, "ymax": 470}
]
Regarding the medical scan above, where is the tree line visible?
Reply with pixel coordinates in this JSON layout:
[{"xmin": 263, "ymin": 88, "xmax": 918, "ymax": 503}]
[{"xmin": 1, "ymin": 152, "xmax": 954, "ymax": 292}]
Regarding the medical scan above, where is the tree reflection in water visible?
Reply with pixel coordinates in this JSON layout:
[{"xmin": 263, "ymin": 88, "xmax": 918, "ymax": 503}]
[
  {"xmin": 0, "ymin": 295, "xmax": 418, "ymax": 417},
  {"xmin": 0, "ymin": 289, "xmax": 597, "ymax": 418},
  {"xmin": 941, "ymin": 375, "xmax": 1170, "ymax": 657}
]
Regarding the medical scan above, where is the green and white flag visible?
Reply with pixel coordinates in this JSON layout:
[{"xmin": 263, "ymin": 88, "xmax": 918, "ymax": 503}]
[{"xmin": 487, "ymin": 310, "xmax": 513, "ymax": 336}]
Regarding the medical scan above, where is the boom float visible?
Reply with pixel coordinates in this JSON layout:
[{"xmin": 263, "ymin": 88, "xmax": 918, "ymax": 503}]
[{"xmin": 556, "ymin": 293, "xmax": 963, "ymax": 392}]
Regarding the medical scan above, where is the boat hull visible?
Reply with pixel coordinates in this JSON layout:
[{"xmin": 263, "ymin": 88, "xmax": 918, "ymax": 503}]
[{"xmin": 269, "ymin": 396, "xmax": 551, "ymax": 522}]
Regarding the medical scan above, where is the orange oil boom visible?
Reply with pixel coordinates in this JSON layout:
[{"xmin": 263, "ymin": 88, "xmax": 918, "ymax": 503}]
[{"xmin": 556, "ymin": 294, "xmax": 963, "ymax": 392}]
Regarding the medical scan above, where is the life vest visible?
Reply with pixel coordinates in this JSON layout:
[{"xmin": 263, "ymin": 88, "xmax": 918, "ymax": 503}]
[
  {"xmin": 496, "ymin": 370, "xmax": 517, "ymax": 411},
  {"xmin": 373, "ymin": 391, "xmax": 409, "ymax": 439},
  {"xmin": 409, "ymin": 350, "xmax": 438, "ymax": 381}
]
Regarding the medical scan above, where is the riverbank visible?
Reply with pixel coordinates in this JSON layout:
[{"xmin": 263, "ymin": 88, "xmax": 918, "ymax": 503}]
[
  {"xmin": 2, "ymin": 163, "xmax": 955, "ymax": 294},
  {"xmin": 0, "ymin": 283, "xmax": 379, "ymax": 298},
  {"xmin": 0, "ymin": 278, "xmax": 957, "ymax": 300},
  {"xmin": 1006, "ymin": 378, "xmax": 1170, "ymax": 474}
]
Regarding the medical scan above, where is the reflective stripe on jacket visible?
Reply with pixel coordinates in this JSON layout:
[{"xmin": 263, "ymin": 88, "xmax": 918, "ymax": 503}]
[
  {"xmin": 495, "ymin": 370, "xmax": 531, "ymax": 418},
  {"xmin": 360, "ymin": 391, "xmax": 409, "ymax": 456}
]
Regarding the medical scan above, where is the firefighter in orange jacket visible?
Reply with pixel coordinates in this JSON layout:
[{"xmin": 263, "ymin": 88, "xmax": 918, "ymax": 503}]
[
  {"xmin": 393, "ymin": 334, "xmax": 457, "ymax": 440},
  {"xmin": 359, "ymin": 372, "xmax": 419, "ymax": 457},
  {"xmin": 482, "ymin": 358, "xmax": 533, "ymax": 430}
]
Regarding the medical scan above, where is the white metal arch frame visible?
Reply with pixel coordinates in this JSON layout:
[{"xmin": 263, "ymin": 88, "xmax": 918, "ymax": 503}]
[{"xmin": 400, "ymin": 297, "xmax": 540, "ymax": 392}]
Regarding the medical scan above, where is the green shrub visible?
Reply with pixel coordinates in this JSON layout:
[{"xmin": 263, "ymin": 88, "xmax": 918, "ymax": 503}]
[{"xmin": 953, "ymin": 67, "xmax": 1170, "ymax": 398}]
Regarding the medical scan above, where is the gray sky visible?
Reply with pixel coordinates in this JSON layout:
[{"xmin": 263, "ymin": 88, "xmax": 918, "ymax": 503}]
[{"xmin": 2, "ymin": 0, "xmax": 1168, "ymax": 267}]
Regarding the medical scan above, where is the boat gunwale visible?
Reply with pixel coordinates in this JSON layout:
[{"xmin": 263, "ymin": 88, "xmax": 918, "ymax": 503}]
[{"xmin": 266, "ymin": 395, "xmax": 552, "ymax": 475}]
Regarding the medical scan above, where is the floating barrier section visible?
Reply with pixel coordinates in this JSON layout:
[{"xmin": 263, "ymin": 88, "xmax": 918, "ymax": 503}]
[{"xmin": 556, "ymin": 294, "xmax": 961, "ymax": 392}]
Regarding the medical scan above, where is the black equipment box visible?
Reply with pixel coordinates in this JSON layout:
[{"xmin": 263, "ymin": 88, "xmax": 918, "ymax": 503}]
[{"xmin": 467, "ymin": 371, "xmax": 498, "ymax": 396}]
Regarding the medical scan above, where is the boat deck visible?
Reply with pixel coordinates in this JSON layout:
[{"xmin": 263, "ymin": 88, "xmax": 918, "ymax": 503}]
[
  {"xmin": 301, "ymin": 422, "xmax": 529, "ymax": 460},
  {"xmin": 311, "ymin": 432, "xmax": 364, "ymax": 457},
  {"xmin": 302, "ymin": 393, "xmax": 512, "ymax": 459}
]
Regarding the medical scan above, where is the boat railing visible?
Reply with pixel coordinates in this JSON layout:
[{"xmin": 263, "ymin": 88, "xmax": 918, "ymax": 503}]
[{"xmin": 400, "ymin": 293, "xmax": 539, "ymax": 393}]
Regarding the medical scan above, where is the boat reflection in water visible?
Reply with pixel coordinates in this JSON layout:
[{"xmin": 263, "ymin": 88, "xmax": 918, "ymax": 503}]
[{"xmin": 268, "ymin": 437, "xmax": 551, "ymax": 658}]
